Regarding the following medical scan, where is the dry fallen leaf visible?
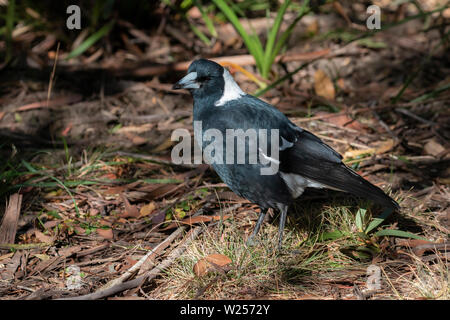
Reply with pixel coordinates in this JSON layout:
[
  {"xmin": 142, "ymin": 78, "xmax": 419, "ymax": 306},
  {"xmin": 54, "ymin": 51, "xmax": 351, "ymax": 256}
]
[
  {"xmin": 120, "ymin": 194, "xmax": 140, "ymax": 218},
  {"xmin": 344, "ymin": 139, "xmax": 395, "ymax": 160},
  {"xmin": 124, "ymin": 132, "xmax": 147, "ymax": 145},
  {"xmin": 314, "ymin": 69, "xmax": 335, "ymax": 100},
  {"xmin": 193, "ymin": 253, "xmax": 232, "ymax": 277},
  {"xmin": 96, "ymin": 228, "xmax": 113, "ymax": 240},
  {"xmin": 316, "ymin": 111, "xmax": 365, "ymax": 131},
  {"xmin": 140, "ymin": 202, "xmax": 156, "ymax": 217},
  {"xmin": 424, "ymin": 139, "xmax": 445, "ymax": 157},
  {"xmin": 34, "ymin": 230, "xmax": 54, "ymax": 243}
]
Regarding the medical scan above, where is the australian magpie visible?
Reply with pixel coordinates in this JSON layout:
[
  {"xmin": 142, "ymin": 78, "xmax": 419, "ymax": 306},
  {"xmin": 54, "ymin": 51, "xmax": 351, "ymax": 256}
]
[{"xmin": 173, "ymin": 58, "xmax": 399, "ymax": 249}]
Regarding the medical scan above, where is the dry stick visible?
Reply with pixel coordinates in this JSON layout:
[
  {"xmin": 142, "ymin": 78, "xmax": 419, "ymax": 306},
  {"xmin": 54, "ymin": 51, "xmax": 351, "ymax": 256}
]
[
  {"xmin": 100, "ymin": 226, "xmax": 186, "ymax": 290},
  {"xmin": 0, "ymin": 243, "xmax": 50, "ymax": 250},
  {"xmin": 46, "ymin": 42, "xmax": 60, "ymax": 108},
  {"xmin": 57, "ymin": 226, "xmax": 204, "ymax": 300},
  {"xmin": 100, "ymin": 205, "xmax": 220, "ymax": 290}
]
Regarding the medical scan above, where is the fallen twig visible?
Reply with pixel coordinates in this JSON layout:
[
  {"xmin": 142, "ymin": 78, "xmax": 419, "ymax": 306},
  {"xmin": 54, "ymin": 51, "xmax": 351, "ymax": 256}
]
[
  {"xmin": 57, "ymin": 226, "xmax": 204, "ymax": 300},
  {"xmin": 101, "ymin": 226, "xmax": 187, "ymax": 289}
]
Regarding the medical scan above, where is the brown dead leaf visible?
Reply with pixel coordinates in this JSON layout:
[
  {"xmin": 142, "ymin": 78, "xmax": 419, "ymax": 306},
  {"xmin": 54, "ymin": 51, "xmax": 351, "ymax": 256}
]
[
  {"xmin": 140, "ymin": 202, "xmax": 156, "ymax": 217},
  {"xmin": 73, "ymin": 226, "xmax": 86, "ymax": 235},
  {"xmin": 306, "ymin": 19, "xmax": 319, "ymax": 35},
  {"xmin": 96, "ymin": 228, "xmax": 113, "ymax": 240},
  {"xmin": 424, "ymin": 139, "xmax": 445, "ymax": 157},
  {"xmin": 193, "ymin": 253, "xmax": 232, "ymax": 277},
  {"xmin": 316, "ymin": 112, "xmax": 365, "ymax": 131},
  {"xmin": 344, "ymin": 139, "xmax": 395, "ymax": 160},
  {"xmin": 374, "ymin": 139, "xmax": 395, "ymax": 154},
  {"xmin": 344, "ymin": 148, "xmax": 375, "ymax": 159},
  {"xmin": 34, "ymin": 230, "xmax": 54, "ymax": 243},
  {"xmin": 205, "ymin": 253, "xmax": 232, "ymax": 266},
  {"xmin": 314, "ymin": 69, "xmax": 335, "ymax": 101},
  {"xmin": 124, "ymin": 132, "xmax": 147, "ymax": 145},
  {"xmin": 146, "ymin": 184, "xmax": 182, "ymax": 200},
  {"xmin": 120, "ymin": 193, "xmax": 140, "ymax": 218},
  {"xmin": 187, "ymin": 6, "xmax": 202, "ymax": 19},
  {"xmin": 193, "ymin": 259, "xmax": 209, "ymax": 277},
  {"xmin": 396, "ymin": 239, "xmax": 445, "ymax": 256}
]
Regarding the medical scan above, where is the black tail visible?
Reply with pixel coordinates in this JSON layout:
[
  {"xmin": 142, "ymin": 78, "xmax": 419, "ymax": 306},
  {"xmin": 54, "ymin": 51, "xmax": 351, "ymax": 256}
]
[
  {"xmin": 280, "ymin": 130, "xmax": 399, "ymax": 210},
  {"xmin": 316, "ymin": 163, "xmax": 399, "ymax": 210}
]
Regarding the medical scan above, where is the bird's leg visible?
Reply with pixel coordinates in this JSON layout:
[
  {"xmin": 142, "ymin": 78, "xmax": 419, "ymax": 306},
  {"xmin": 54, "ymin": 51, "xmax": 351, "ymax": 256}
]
[
  {"xmin": 247, "ymin": 208, "xmax": 268, "ymax": 245},
  {"xmin": 277, "ymin": 205, "xmax": 288, "ymax": 250}
]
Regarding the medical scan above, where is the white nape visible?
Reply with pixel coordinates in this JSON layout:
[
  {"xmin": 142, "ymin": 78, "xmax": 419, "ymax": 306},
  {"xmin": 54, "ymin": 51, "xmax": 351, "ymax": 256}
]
[
  {"xmin": 215, "ymin": 69, "xmax": 245, "ymax": 106},
  {"xmin": 279, "ymin": 172, "xmax": 325, "ymax": 198}
]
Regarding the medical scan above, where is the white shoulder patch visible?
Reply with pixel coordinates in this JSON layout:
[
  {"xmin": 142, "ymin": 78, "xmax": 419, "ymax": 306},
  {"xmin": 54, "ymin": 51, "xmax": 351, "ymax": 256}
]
[{"xmin": 215, "ymin": 69, "xmax": 245, "ymax": 106}]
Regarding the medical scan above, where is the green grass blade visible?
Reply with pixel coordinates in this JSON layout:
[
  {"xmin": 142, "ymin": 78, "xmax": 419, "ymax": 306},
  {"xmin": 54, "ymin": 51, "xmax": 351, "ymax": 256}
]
[
  {"xmin": 255, "ymin": 58, "xmax": 315, "ymax": 96},
  {"xmin": 262, "ymin": 0, "xmax": 291, "ymax": 78},
  {"xmin": 21, "ymin": 160, "xmax": 38, "ymax": 173},
  {"xmin": 188, "ymin": 19, "xmax": 211, "ymax": 45},
  {"xmin": 194, "ymin": 0, "xmax": 217, "ymax": 37},
  {"xmin": 67, "ymin": 20, "xmax": 115, "ymax": 60},
  {"xmin": 410, "ymin": 82, "xmax": 450, "ymax": 103},
  {"xmin": 212, "ymin": 0, "xmax": 264, "ymax": 72},
  {"xmin": 269, "ymin": 0, "xmax": 310, "ymax": 66},
  {"xmin": 5, "ymin": 0, "xmax": 15, "ymax": 63},
  {"xmin": 248, "ymin": 33, "xmax": 264, "ymax": 72}
]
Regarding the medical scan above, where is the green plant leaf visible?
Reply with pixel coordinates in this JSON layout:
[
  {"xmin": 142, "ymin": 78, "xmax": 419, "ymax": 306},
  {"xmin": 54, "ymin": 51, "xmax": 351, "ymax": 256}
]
[
  {"xmin": 375, "ymin": 229, "xmax": 427, "ymax": 240},
  {"xmin": 318, "ymin": 230, "xmax": 346, "ymax": 241},
  {"xmin": 67, "ymin": 20, "xmax": 115, "ymax": 60},
  {"xmin": 365, "ymin": 208, "xmax": 394, "ymax": 234},
  {"xmin": 355, "ymin": 208, "xmax": 366, "ymax": 232}
]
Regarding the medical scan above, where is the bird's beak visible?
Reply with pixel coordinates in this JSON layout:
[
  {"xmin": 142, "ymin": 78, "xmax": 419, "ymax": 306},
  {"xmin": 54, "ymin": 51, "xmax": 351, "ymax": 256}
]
[{"xmin": 172, "ymin": 72, "xmax": 200, "ymax": 90}]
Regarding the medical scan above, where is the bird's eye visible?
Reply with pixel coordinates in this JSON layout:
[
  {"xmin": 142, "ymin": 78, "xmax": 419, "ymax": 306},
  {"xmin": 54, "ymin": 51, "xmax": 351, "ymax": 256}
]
[{"xmin": 197, "ymin": 76, "xmax": 211, "ymax": 82}]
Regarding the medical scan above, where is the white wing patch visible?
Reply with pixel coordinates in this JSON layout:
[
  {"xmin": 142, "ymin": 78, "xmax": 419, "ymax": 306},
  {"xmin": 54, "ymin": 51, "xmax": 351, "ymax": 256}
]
[
  {"xmin": 280, "ymin": 172, "xmax": 326, "ymax": 198},
  {"xmin": 215, "ymin": 69, "xmax": 245, "ymax": 106},
  {"xmin": 258, "ymin": 148, "xmax": 280, "ymax": 165}
]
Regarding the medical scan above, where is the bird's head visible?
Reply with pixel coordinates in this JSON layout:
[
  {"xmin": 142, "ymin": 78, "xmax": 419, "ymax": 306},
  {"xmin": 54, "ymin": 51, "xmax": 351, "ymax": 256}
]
[{"xmin": 173, "ymin": 59, "xmax": 244, "ymax": 106}]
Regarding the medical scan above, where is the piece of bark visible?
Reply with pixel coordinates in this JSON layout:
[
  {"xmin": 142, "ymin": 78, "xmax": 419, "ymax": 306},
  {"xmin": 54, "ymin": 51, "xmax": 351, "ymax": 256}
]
[{"xmin": 0, "ymin": 193, "xmax": 23, "ymax": 244}]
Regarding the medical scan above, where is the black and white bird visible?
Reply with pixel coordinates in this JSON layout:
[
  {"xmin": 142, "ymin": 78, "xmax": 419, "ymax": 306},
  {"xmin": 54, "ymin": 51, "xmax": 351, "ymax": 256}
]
[{"xmin": 173, "ymin": 59, "xmax": 399, "ymax": 249}]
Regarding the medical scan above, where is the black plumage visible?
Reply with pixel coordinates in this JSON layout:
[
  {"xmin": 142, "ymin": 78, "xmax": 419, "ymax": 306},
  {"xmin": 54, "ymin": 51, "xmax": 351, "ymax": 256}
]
[{"xmin": 173, "ymin": 59, "xmax": 399, "ymax": 249}]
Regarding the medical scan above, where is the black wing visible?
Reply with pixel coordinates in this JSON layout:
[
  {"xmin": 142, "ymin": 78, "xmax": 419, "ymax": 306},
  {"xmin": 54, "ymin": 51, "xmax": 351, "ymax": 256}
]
[{"xmin": 280, "ymin": 129, "xmax": 399, "ymax": 210}]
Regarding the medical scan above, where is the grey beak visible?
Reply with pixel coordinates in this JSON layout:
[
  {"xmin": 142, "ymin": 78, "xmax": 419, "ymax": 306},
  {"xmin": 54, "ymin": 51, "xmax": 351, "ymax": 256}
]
[{"xmin": 172, "ymin": 72, "xmax": 200, "ymax": 90}]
